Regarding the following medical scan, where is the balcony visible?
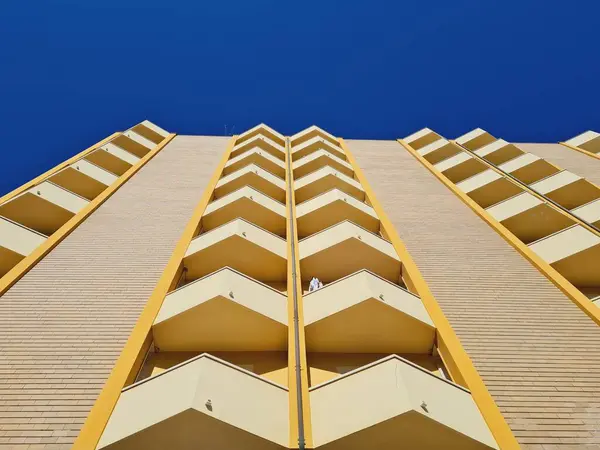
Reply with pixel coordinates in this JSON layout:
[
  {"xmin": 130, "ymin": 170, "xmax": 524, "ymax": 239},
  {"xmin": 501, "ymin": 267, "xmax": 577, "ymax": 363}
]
[
  {"xmin": 456, "ymin": 169, "xmax": 523, "ymax": 208},
  {"xmin": 202, "ymin": 187, "xmax": 286, "ymax": 236},
  {"xmin": 0, "ymin": 217, "xmax": 46, "ymax": 276},
  {"xmin": 486, "ymin": 192, "xmax": 574, "ymax": 244},
  {"xmin": 184, "ymin": 219, "xmax": 287, "ymax": 284},
  {"xmin": 292, "ymin": 136, "xmax": 346, "ymax": 162},
  {"xmin": 304, "ymin": 270, "xmax": 434, "ymax": 353},
  {"xmin": 48, "ymin": 159, "xmax": 118, "ymax": 200},
  {"xmin": 299, "ymin": 221, "xmax": 401, "ymax": 284},
  {"xmin": 474, "ymin": 139, "xmax": 525, "ymax": 165},
  {"xmin": 310, "ymin": 355, "xmax": 498, "ymax": 450},
  {"xmin": 566, "ymin": 130, "xmax": 600, "ymax": 154},
  {"xmin": 293, "ymin": 149, "xmax": 353, "ymax": 179},
  {"xmin": 296, "ymin": 189, "xmax": 379, "ymax": 238},
  {"xmin": 84, "ymin": 142, "xmax": 140, "ymax": 176},
  {"xmin": 223, "ymin": 148, "xmax": 285, "ymax": 179},
  {"xmin": 404, "ymin": 128, "xmax": 442, "ymax": 151},
  {"xmin": 230, "ymin": 135, "xmax": 285, "ymax": 161},
  {"xmin": 572, "ymin": 199, "xmax": 600, "ymax": 227},
  {"xmin": 98, "ymin": 354, "xmax": 289, "ymax": 450},
  {"xmin": 291, "ymin": 125, "xmax": 339, "ymax": 148},
  {"xmin": 0, "ymin": 181, "xmax": 89, "ymax": 235},
  {"xmin": 153, "ymin": 268, "xmax": 287, "ymax": 352},
  {"xmin": 111, "ymin": 129, "xmax": 156, "ymax": 158},
  {"xmin": 235, "ymin": 123, "xmax": 286, "ymax": 148},
  {"xmin": 455, "ymin": 128, "xmax": 497, "ymax": 151},
  {"xmin": 497, "ymin": 153, "xmax": 559, "ymax": 184},
  {"xmin": 417, "ymin": 139, "xmax": 462, "ymax": 165},
  {"xmin": 214, "ymin": 164, "xmax": 286, "ymax": 202},
  {"xmin": 529, "ymin": 225, "xmax": 600, "ymax": 287},
  {"xmin": 295, "ymin": 167, "xmax": 364, "ymax": 204},
  {"xmin": 131, "ymin": 120, "xmax": 170, "ymax": 144},
  {"xmin": 434, "ymin": 152, "xmax": 487, "ymax": 183},
  {"xmin": 530, "ymin": 170, "xmax": 600, "ymax": 209}
]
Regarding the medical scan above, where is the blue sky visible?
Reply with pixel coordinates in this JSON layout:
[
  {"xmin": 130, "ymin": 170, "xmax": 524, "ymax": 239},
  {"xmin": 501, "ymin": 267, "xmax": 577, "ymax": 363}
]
[{"xmin": 0, "ymin": 0, "xmax": 598, "ymax": 194}]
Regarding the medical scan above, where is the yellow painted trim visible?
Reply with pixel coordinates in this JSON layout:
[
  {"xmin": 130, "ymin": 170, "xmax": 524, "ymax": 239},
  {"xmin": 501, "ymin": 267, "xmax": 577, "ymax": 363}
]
[
  {"xmin": 0, "ymin": 133, "xmax": 175, "ymax": 298},
  {"xmin": 339, "ymin": 138, "xmax": 521, "ymax": 450},
  {"xmin": 560, "ymin": 141, "xmax": 600, "ymax": 161},
  {"xmin": 72, "ymin": 135, "xmax": 238, "ymax": 450},
  {"xmin": 0, "ymin": 132, "xmax": 121, "ymax": 205},
  {"xmin": 285, "ymin": 137, "xmax": 314, "ymax": 448},
  {"xmin": 400, "ymin": 139, "xmax": 600, "ymax": 326}
]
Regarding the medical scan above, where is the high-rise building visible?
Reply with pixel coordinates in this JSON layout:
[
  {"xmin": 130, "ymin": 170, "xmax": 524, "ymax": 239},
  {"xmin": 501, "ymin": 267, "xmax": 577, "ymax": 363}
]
[{"xmin": 1, "ymin": 121, "xmax": 600, "ymax": 450}]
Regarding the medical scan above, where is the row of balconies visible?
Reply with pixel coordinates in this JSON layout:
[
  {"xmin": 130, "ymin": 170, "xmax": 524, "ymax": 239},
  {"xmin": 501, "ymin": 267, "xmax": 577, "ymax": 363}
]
[
  {"xmin": 98, "ymin": 125, "xmax": 497, "ymax": 449},
  {"xmin": 0, "ymin": 120, "xmax": 168, "ymax": 277},
  {"xmin": 405, "ymin": 128, "xmax": 600, "ymax": 301}
]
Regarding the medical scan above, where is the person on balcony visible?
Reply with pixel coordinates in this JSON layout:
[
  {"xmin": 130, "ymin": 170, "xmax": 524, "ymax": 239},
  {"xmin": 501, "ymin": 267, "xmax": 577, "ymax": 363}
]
[{"xmin": 308, "ymin": 277, "xmax": 323, "ymax": 292}]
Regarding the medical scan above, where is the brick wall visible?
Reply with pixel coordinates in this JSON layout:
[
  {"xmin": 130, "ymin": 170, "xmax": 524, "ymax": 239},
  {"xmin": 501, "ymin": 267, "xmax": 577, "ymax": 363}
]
[
  {"xmin": 0, "ymin": 136, "xmax": 228, "ymax": 449},
  {"xmin": 348, "ymin": 139, "xmax": 600, "ymax": 450}
]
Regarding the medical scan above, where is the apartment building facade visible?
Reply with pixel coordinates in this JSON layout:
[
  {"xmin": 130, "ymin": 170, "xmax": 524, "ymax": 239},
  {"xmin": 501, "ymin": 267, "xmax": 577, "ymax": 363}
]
[{"xmin": 1, "ymin": 121, "xmax": 600, "ymax": 449}]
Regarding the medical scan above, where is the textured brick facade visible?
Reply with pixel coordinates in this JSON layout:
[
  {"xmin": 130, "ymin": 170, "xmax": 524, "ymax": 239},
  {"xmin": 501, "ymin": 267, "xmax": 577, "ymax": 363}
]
[
  {"xmin": 0, "ymin": 136, "xmax": 228, "ymax": 449},
  {"xmin": 348, "ymin": 139, "xmax": 600, "ymax": 450}
]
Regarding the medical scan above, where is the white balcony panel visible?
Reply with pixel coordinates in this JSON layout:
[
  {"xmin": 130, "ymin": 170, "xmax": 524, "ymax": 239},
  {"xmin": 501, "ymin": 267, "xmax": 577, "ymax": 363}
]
[
  {"xmin": 293, "ymin": 149, "xmax": 353, "ymax": 178},
  {"xmin": 455, "ymin": 128, "xmax": 496, "ymax": 150},
  {"xmin": 98, "ymin": 354, "xmax": 288, "ymax": 449},
  {"xmin": 486, "ymin": 192, "xmax": 542, "ymax": 222},
  {"xmin": 457, "ymin": 170, "xmax": 503, "ymax": 194},
  {"xmin": 529, "ymin": 170, "xmax": 581, "ymax": 195},
  {"xmin": 498, "ymin": 153, "xmax": 540, "ymax": 173},
  {"xmin": 310, "ymin": 355, "xmax": 498, "ymax": 449},
  {"xmin": 224, "ymin": 148, "xmax": 286, "ymax": 178},
  {"xmin": 0, "ymin": 217, "xmax": 46, "ymax": 257},
  {"xmin": 434, "ymin": 152, "xmax": 472, "ymax": 173},
  {"xmin": 292, "ymin": 135, "xmax": 346, "ymax": 161},
  {"xmin": 304, "ymin": 270, "xmax": 434, "ymax": 353},
  {"xmin": 572, "ymin": 199, "xmax": 600, "ymax": 224},
  {"xmin": 529, "ymin": 225, "xmax": 600, "ymax": 265},
  {"xmin": 566, "ymin": 130, "xmax": 600, "ymax": 148},
  {"xmin": 291, "ymin": 125, "xmax": 338, "ymax": 147},
  {"xmin": 154, "ymin": 268, "xmax": 287, "ymax": 351}
]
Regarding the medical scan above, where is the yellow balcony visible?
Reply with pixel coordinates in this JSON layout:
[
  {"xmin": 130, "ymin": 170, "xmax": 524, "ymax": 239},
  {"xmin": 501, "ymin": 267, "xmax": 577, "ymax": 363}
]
[
  {"xmin": 299, "ymin": 221, "xmax": 401, "ymax": 284},
  {"xmin": 154, "ymin": 268, "xmax": 287, "ymax": 352},
  {"xmin": 48, "ymin": 159, "xmax": 118, "ymax": 200},
  {"xmin": 131, "ymin": 120, "xmax": 170, "ymax": 144},
  {"xmin": 310, "ymin": 355, "xmax": 498, "ymax": 450},
  {"xmin": 296, "ymin": 189, "xmax": 379, "ymax": 238},
  {"xmin": 486, "ymin": 192, "xmax": 574, "ymax": 244},
  {"xmin": 214, "ymin": 164, "xmax": 286, "ymax": 202},
  {"xmin": 291, "ymin": 125, "xmax": 339, "ymax": 149},
  {"xmin": 529, "ymin": 225, "xmax": 600, "ymax": 287},
  {"xmin": 455, "ymin": 128, "xmax": 497, "ymax": 151},
  {"xmin": 530, "ymin": 170, "xmax": 600, "ymax": 209},
  {"xmin": 184, "ymin": 218, "xmax": 286, "ymax": 284},
  {"xmin": 235, "ymin": 123, "xmax": 286, "ymax": 148},
  {"xmin": 111, "ymin": 129, "xmax": 156, "ymax": 158},
  {"xmin": 434, "ymin": 152, "xmax": 488, "ymax": 183},
  {"xmin": 572, "ymin": 199, "xmax": 600, "ymax": 227},
  {"xmin": 0, "ymin": 181, "xmax": 89, "ymax": 236},
  {"xmin": 98, "ymin": 354, "xmax": 289, "ymax": 450},
  {"xmin": 304, "ymin": 270, "xmax": 434, "ymax": 353},
  {"xmin": 84, "ymin": 142, "xmax": 140, "ymax": 176},
  {"xmin": 223, "ymin": 148, "xmax": 285, "ymax": 179},
  {"xmin": 566, "ymin": 130, "xmax": 600, "ymax": 154},
  {"xmin": 202, "ymin": 186, "xmax": 286, "ymax": 236},
  {"xmin": 417, "ymin": 139, "xmax": 462, "ymax": 165},
  {"xmin": 456, "ymin": 169, "xmax": 523, "ymax": 208},
  {"xmin": 404, "ymin": 128, "xmax": 442, "ymax": 151},
  {"xmin": 292, "ymin": 136, "xmax": 346, "ymax": 162},
  {"xmin": 293, "ymin": 149, "xmax": 353, "ymax": 179},
  {"xmin": 230, "ymin": 135, "xmax": 285, "ymax": 161},
  {"xmin": 474, "ymin": 139, "xmax": 524, "ymax": 165},
  {"xmin": 0, "ymin": 217, "xmax": 46, "ymax": 276},
  {"xmin": 295, "ymin": 167, "xmax": 364, "ymax": 204},
  {"xmin": 497, "ymin": 153, "xmax": 559, "ymax": 184}
]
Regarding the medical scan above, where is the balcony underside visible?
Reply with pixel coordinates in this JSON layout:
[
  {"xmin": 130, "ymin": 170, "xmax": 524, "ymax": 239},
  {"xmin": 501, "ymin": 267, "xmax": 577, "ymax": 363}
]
[
  {"xmin": 294, "ymin": 151, "xmax": 353, "ymax": 179},
  {"xmin": 499, "ymin": 203, "xmax": 574, "ymax": 244},
  {"xmin": 84, "ymin": 148, "xmax": 134, "ymax": 176},
  {"xmin": 463, "ymin": 176, "xmax": 523, "ymax": 209},
  {"xmin": 295, "ymin": 172, "xmax": 364, "ymax": 204},
  {"xmin": 224, "ymin": 150, "xmax": 285, "ymax": 179},
  {"xmin": 48, "ymin": 165, "xmax": 113, "ymax": 201},
  {"xmin": 214, "ymin": 167, "xmax": 285, "ymax": 203},
  {"xmin": 153, "ymin": 268, "xmax": 287, "ymax": 352}
]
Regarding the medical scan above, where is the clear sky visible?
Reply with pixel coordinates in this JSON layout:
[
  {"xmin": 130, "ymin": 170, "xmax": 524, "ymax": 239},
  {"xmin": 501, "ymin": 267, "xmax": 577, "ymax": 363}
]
[{"xmin": 0, "ymin": 0, "xmax": 598, "ymax": 195}]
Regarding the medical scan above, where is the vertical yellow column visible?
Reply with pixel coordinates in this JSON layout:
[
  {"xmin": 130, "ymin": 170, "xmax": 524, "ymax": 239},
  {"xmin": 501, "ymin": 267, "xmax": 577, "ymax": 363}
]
[{"xmin": 285, "ymin": 137, "xmax": 313, "ymax": 449}]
